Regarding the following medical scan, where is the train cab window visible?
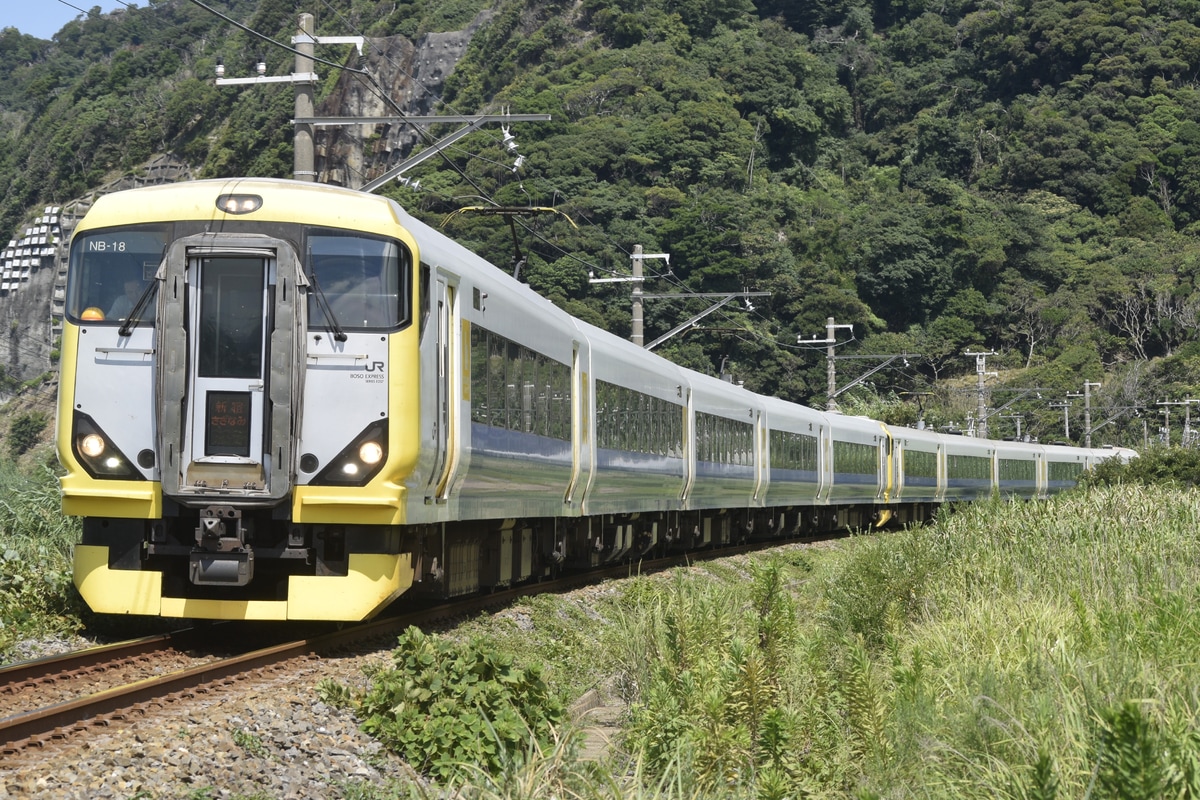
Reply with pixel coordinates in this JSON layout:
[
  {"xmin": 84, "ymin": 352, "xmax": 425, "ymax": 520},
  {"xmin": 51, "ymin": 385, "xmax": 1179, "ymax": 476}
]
[
  {"xmin": 65, "ymin": 227, "xmax": 166, "ymax": 324},
  {"xmin": 306, "ymin": 230, "xmax": 411, "ymax": 330}
]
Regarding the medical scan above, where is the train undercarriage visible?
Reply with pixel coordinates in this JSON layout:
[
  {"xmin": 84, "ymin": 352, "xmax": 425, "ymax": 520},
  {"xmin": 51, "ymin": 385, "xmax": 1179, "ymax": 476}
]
[
  {"xmin": 75, "ymin": 501, "xmax": 937, "ymax": 620},
  {"xmin": 408, "ymin": 500, "xmax": 938, "ymax": 600}
]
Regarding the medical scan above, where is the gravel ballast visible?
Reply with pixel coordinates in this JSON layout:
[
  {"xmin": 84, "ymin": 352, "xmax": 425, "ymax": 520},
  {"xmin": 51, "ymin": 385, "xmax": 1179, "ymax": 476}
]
[
  {"xmin": 0, "ymin": 576, "xmax": 641, "ymax": 800},
  {"xmin": 0, "ymin": 648, "xmax": 426, "ymax": 799}
]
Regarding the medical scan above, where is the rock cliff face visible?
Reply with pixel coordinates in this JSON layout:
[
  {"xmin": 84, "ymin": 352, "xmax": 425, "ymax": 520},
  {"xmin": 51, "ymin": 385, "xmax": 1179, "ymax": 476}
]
[
  {"xmin": 316, "ymin": 12, "xmax": 492, "ymax": 188},
  {"xmin": 0, "ymin": 156, "xmax": 194, "ymax": 401},
  {"xmin": 0, "ymin": 15, "xmax": 488, "ymax": 404}
]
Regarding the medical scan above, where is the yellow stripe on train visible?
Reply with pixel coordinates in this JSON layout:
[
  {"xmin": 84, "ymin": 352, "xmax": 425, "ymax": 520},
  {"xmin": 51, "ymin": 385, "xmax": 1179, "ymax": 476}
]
[{"xmin": 74, "ymin": 545, "xmax": 413, "ymax": 621}]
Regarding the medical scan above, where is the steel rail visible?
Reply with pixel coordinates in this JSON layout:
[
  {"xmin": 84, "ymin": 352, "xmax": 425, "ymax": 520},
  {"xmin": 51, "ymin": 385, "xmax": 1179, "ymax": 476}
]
[{"xmin": 0, "ymin": 536, "xmax": 814, "ymax": 754}]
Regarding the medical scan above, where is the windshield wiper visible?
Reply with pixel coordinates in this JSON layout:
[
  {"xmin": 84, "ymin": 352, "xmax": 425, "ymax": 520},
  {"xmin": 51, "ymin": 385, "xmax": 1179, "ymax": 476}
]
[
  {"xmin": 117, "ymin": 266, "xmax": 162, "ymax": 337},
  {"xmin": 308, "ymin": 271, "xmax": 347, "ymax": 342}
]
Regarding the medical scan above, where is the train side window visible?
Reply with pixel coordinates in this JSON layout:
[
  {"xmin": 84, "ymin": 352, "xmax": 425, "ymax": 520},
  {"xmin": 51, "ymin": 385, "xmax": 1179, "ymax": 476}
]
[
  {"xmin": 469, "ymin": 324, "xmax": 571, "ymax": 441},
  {"xmin": 470, "ymin": 325, "xmax": 489, "ymax": 425},
  {"xmin": 420, "ymin": 263, "xmax": 431, "ymax": 336}
]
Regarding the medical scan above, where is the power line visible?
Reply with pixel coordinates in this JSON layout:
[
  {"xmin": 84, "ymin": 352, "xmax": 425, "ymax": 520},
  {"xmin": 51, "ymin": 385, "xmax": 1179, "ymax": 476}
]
[
  {"xmin": 187, "ymin": 2, "xmax": 766, "ymax": 336},
  {"xmin": 186, "ymin": 0, "xmax": 369, "ymax": 75}
]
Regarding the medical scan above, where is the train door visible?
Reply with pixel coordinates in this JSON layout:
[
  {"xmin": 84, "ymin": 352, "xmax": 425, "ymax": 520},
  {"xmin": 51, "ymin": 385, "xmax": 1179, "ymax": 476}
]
[
  {"xmin": 681, "ymin": 388, "xmax": 695, "ymax": 503},
  {"xmin": 186, "ymin": 255, "xmax": 268, "ymax": 484},
  {"xmin": 157, "ymin": 235, "xmax": 300, "ymax": 504},
  {"xmin": 935, "ymin": 445, "xmax": 947, "ymax": 503},
  {"xmin": 564, "ymin": 344, "xmax": 588, "ymax": 506},
  {"xmin": 877, "ymin": 426, "xmax": 893, "ymax": 502},
  {"xmin": 752, "ymin": 410, "xmax": 767, "ymax": 503},
  {"xmin": 817, "ymin": 425, "xmax": 833, "ymax": 502},
  {"xmin": 425, "ymin": 274, "xmax": 460, "ymax": 502}
]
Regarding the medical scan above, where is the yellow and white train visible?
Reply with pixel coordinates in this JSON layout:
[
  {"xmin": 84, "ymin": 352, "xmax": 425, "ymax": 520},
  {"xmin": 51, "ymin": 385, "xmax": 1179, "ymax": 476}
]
[{"xmin": 56, "ymin": 178, "xmax": 1134, "ymax": 621}]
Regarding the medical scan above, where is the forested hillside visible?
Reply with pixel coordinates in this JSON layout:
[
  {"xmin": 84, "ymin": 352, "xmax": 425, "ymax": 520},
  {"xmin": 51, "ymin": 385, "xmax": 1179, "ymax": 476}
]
[{"xmin": 3, "ymin": 0, "xmax": 1199, "ymax": 446}]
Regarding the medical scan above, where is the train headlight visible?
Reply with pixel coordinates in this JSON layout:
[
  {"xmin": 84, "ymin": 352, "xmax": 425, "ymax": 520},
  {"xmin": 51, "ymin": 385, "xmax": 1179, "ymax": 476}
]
[
  {"xmin": 80, "ymin": 434, "xmax": 106, "ymax": 458},
  {"xmin": 215, "ymin": 193, "xmax": 263, "ymax": 215},
  {"xmin": 359, "ymin": 441, "xmax": 384, "ymax": 465},
  {"xmin": 311, "ymin": 420, "xmax": 389, "ymax": 486},
  {"xmin": 72, "ymin": 412, "xmax": 145, "ymax": 481}
]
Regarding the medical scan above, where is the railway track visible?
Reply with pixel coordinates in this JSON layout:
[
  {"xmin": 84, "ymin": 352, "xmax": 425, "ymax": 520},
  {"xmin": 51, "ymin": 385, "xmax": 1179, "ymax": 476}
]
[{"xmin": 0, "ymin": 539, "xmax": 800, "ymax": 756}]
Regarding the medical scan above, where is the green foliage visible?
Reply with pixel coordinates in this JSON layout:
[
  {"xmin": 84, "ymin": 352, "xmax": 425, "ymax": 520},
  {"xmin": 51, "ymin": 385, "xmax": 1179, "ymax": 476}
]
[
  {"xmin": 0, "ymin": 465, "xmax": 83, "ymax": 654},
  {"xmin": 819, "ymin": 528, "xmax": 938, "ymax": 649},
  {"xmin": 1093, "ymin": 702, "xmax": 1169, "ymax": 800},
  {"xmin": 7, "ymin": 411, "xmax": 47, "ymax": 459},
  {"xmin": 7, "ymin": 0, "xmax": 1200, "ymax": 433},
  {"xmin": 312, "ymin": 493, "xmax": 1200, "ymax": 797},
  {"xmin": 1082, "ymin": 446, "xmax": 1200, "ymax": 488},
  {"xmin": 615, "ymin": 559, "xmax": 807, "ymax": 794},
  {"xmin": 348, "ymin": 626, "xmax": 569, "ymax": 784},
  {"xmin": 231, "ymin": 728, "xmax": 269, "ymax": 759},
  {"xmin": 0, "ymin": 547, "xmax": 81, "ymax": 654},
  {"xmin": 1011, "ymin": 748, "xmax": 1060, "ymax": 800}
]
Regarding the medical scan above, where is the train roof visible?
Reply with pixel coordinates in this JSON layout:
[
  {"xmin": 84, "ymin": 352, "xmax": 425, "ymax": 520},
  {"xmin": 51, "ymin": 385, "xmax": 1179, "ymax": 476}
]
[{"xmin": 77, "ymin": 178, "xmax": 403, "ymax": 233}]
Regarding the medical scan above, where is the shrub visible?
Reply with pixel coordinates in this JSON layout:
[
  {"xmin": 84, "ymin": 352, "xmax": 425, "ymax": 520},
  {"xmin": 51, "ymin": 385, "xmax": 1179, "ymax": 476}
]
[
  {"xmin": 8, "ymin": 411, "xmax": 48, "ymax": 459},
  {"xmin": 349, "ymin": 626, "xmax": 570, "ymax": 784},
  {"xmin": 1082, "ymin": 445, "xmax": 1200, "ymax": 487}
]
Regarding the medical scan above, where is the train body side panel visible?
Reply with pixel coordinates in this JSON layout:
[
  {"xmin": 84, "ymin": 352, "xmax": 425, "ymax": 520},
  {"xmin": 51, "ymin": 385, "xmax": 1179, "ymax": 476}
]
[
  {"xmin": 993, "ymin": 440, "xmax": 1041, "ymax": 500},
  {"xmin": 406, "ymin": 217, "xmax": 579, "ymax": 522},
  {"xmin": 759, "ymin": 395, "xmax": 826, "ymax": 508},
  {"xmin": 580, "ymin": 327, "xmax": 688, "ymax": 516},
  {"xmin": 942, "ymin": 436, "xmax": 995, "ymax": 502},
  {"xmin": 684, "ymin": 372, "xmax": 762, "ymax": 511},
  {"xmin": 891, "ymin": 427, "xmax": 942, "ymax": 505},
  {"xmin": 826, "ymin": 415, "xmax": 889, "ymax": 506}
]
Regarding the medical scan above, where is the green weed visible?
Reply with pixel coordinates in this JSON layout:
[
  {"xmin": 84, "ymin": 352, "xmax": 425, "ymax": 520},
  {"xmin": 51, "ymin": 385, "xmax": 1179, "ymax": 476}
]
[
  {"xmin": 0, "ymin": 464, "xmax": 84, "ymax": 656},
  {"xmin": 344, "ymin": 625, "xmax": 571, "ymax": 785}
]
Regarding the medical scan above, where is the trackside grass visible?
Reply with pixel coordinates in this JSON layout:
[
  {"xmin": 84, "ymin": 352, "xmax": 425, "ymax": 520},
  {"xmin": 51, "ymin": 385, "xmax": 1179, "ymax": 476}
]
[
  {"xmin": 0, "ymin": 463, "xmax": 83, "ymax": 655},
  {"xmin": 818, "ymin": 486, "xmax": 1200, "ymax": 798},
  {"xmin": 339, "ymin": 484, "xmax": 1200, "ymax": 798}
]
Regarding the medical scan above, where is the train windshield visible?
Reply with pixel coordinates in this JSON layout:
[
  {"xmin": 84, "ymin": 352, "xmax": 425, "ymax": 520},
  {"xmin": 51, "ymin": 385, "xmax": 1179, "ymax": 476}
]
[
  {"xmin": 306, "ymin": 230, "xmax": 410, "ymax": 331},
  {"xmin": 66, "ymin": 226, "xmax": 167, "ymax": 324}
]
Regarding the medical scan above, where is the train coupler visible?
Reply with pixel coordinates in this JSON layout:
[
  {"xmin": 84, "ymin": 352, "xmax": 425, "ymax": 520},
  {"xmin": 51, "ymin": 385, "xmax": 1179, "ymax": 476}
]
[{"xmin": 190, "ymin": 505, "xmax": 255, "ymax": 587}]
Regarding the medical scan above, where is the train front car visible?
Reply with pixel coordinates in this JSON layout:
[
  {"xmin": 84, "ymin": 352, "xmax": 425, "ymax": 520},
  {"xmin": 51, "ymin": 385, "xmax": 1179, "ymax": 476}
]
[{"xmin": 58, "ymin": 179, "xmax": 421, "ymax": 621}]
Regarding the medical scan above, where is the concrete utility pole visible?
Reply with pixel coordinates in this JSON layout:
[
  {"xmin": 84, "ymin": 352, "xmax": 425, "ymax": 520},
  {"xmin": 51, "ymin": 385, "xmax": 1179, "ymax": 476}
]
[
  {"xmin": 818, "ymin": 317, "xmax": 854, "ymax": 412},
  {"xmin": 587, "ymin": 246, "xmax": 662, "ymax": 347},
  {"xmin": 1050, "ymin": 399, "xmax": 1072, "ymax": 439},
  {"xmin": 632, "ymin": 245, "xmax": 644, "ymax": 346},
  {"xmin": 1082, "ymin": 381, "xmax": 1101, "ymax": 447},
  {"xmin": 802, "ymin": 319, "xmax": 907, "ymax": 413},
  {"xmin": 215, "ymin": 13, "xmax": 363, "ymax": 182},
  {"xmin": 1157, "ymin": 399, "xmax": 1199, "ymax": 447},
  {"xmin": 591, "ymin": 250, "xmax": 766, "ymax": 350},
  {"xmin": 293, "ymin": 13, "xmax": 316, "ymax": 181},
  {"xmin": 964, "ymin": 350, "xmax": 998, "ymax": 438},
  {"xmin": 217, "ymin": 14, "xmax": 550, "ymax": 188},
  {"xmin": 999, "ymin": 413, "xmax": 1024, "ymax": 440},
  {"xmin": 1158, "ymin": 401, "xmax": 1173, "ymax": 445}
]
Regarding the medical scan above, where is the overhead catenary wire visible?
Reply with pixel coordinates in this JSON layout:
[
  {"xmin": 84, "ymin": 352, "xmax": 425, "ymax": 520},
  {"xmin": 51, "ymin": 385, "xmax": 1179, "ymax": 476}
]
[
  {"xmin": 164, "ymin": 3, "xmax": 781, "ymax": 346},
  {"xmin": 52, "ymin": 0, "xmax": 138, "ymax": 20},
  {"xmin": 186, "ymin": 0, "xmax": 650, "ymax": 281},
  {"xmin": 282, "ymin": 0, "xmax": 644, "ymax": 278}
]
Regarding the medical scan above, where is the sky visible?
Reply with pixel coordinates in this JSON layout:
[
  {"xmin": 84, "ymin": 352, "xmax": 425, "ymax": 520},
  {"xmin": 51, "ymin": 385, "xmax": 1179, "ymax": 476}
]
[{"xmin": 1, "ymin": 1, "xmax": 131, "ymax": 41}]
